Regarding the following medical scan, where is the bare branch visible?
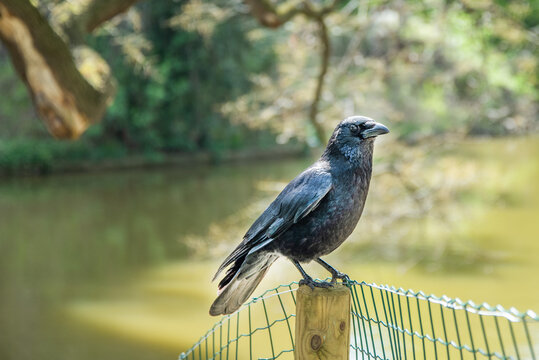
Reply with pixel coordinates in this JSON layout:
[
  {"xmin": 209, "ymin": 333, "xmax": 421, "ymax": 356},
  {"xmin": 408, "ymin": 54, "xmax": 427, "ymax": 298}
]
[
  {"xmin": 244, "ymin": 0, "xmax": 340, "ymax": 143},
  {"xmin": 244, "ymin": 0, "xmax": 339, "ymax": 27},
  {"xmin": 83, "ymin": 0, "xmax": 139, "ymax": 32},
  {"xmin": 308, "ymin": 17, "xmax": 330, "ymax": 144},
  {"xmin": 53, "ymin": 0, "xmax": 138, "ymax": 40},
  {"xmin": 243, "ymin": 0, "xmax": 304, "ymax": 28},
  {"xmin": 55, "ymin": 0, "xmax": 140, "ymax": 42}
]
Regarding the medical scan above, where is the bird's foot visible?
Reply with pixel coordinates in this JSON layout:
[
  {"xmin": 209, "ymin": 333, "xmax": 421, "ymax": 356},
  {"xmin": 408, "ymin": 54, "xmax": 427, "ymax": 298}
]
[
  {"xmin": 299, "ymin": 277, "xmax": 333, "ymax": 290},
  {"xmin": 331, "ymin": 271, "xmax": 351, "ymax": 285}
]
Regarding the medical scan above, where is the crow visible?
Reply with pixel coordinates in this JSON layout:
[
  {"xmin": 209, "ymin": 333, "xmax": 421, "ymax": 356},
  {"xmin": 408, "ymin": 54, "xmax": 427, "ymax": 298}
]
[{"xmin": 210, "ymin": 116, "xmax": 389, "ymax": 316}]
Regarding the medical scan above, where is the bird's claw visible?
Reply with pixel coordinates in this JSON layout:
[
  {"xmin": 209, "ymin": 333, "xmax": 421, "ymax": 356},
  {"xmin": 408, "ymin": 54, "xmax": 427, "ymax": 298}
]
[
  {"xmin": 299, "ymin": 278, "xmax": 333, "ymax": 290},
  {"xmin": 331, "ymin": 272, "xmax": 351, "ymax": 285}
]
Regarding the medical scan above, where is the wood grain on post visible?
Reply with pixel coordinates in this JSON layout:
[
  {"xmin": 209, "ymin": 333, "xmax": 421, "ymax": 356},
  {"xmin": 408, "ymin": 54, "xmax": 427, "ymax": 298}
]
[{"xmin": 294, "ymin": 284, "xmax": 351, "ymax": 359}]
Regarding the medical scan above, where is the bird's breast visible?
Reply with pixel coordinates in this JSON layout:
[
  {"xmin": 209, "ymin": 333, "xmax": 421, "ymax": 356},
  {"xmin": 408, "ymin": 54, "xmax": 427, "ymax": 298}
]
[{"xmin": 272, "ymin": 164, "xmax": 372, "ymax": 262}]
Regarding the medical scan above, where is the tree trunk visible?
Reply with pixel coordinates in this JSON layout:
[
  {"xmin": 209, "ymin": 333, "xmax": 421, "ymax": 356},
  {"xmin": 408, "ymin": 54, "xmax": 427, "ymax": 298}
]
[{"xmin": 0, "ymin": 0, "xmax": 138, "ymax": 139}]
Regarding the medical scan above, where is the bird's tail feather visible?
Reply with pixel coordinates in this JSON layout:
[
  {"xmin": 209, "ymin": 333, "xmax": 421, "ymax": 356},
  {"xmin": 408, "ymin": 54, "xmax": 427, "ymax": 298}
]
[{"xmin": 210, "ymin": 253, "xmax": 277, "ymax": 316}]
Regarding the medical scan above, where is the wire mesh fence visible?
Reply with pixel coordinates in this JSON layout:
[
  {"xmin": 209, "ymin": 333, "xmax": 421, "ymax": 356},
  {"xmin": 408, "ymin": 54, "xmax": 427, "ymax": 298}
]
[
  {"xmin": 347, "ymin": 281, "xmax": 537, "ymax": 360},
  {"xmin": 179, "ymin": 280, "xmax": 538, "ymax": 360}
]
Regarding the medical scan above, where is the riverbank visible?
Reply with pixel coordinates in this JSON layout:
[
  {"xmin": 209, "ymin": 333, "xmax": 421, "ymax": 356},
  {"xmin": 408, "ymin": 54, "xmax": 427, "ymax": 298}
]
[{"xmin": 0, "ymin": 142, "xmax": 307, "ymax": 177}]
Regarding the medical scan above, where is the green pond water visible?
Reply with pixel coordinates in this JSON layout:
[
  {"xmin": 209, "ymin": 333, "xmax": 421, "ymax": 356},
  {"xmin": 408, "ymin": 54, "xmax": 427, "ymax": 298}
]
[{"xmin": 0, "ymin": 136, "xmax": 538, "ymax": 360}]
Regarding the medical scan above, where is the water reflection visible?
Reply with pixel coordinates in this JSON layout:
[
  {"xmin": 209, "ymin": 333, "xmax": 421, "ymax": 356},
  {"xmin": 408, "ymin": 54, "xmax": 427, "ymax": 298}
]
[{"xmin": 0, "ymin": 137, "xmax": 537, "ymax": 360}]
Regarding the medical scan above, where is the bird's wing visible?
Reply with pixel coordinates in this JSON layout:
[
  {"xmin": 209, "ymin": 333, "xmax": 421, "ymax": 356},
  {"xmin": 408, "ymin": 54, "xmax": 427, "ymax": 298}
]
[{"xmin": 213, "ymin": 167, "xmax": 332, "ymax": 281}]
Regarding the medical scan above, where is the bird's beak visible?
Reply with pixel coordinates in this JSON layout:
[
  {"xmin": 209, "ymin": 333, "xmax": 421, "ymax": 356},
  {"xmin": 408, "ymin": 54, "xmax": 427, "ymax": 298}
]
[{"xmin": 362, "ymin": 122, "xmax": 389, "ymax": 138}]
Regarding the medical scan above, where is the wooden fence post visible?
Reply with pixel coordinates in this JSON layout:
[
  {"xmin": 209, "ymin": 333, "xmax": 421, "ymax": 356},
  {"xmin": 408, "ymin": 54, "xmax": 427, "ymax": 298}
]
[{"xmin": 294, "ymin": 284, "xmax": 351, "ymax": 359}]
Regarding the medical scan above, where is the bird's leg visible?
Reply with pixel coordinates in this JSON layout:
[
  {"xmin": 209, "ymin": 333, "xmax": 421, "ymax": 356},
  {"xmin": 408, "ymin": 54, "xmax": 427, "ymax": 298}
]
[
  {"xmin": 292, "ymin": 260, "xmax": 332, "ymax": 289},
  {"xmin": 315, "ymin": 258, "xmax": 350, "ymax": 284}
]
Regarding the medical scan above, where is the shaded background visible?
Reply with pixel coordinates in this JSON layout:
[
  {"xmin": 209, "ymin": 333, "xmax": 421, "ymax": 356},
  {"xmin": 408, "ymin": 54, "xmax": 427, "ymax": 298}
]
[{"xmin": 0, "ymin": 0, "xmax": 537, "ymax": 359}]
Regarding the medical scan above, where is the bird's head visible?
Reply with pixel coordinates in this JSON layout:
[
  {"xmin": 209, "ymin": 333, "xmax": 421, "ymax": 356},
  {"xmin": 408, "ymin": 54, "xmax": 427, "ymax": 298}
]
[{"xmin": 324, "ymin": 116, "xmax": 389, "ymax": 164}]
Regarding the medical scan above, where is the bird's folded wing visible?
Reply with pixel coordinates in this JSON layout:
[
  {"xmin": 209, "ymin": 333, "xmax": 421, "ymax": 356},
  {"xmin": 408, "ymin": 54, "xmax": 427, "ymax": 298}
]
[{"xmin": 213, "ymin": 167, "xmax": 332, "ymax": 280}]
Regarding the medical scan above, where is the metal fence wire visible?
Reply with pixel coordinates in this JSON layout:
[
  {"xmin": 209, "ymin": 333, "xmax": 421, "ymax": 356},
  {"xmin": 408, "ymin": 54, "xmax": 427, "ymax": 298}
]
[{"xmin": 179, "ymin": 280, "xmax": 538, "ymax": 360}]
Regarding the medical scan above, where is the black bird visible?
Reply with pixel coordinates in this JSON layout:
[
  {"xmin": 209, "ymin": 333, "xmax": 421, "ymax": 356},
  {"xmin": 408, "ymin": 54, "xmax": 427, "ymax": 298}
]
[{"xmin": 210, "ymin": 116, "xmax": 389, "ymax": 316}]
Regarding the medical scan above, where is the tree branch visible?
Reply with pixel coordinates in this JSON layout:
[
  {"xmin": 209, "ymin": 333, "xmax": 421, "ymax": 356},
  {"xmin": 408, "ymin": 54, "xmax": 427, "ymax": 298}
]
[
  {"xmin": 244, "ymin": 0, "xmax": 339, "ymax": 143},
  {"xmin": 308, "ymin": 17, "xmax": 330, "ymax": 144},
  {"xmin": 55, "ymin": 0, "xmax": 140, "ymax": 42},
  {"xmin": 83, "ymin": 0, "xmax": 140, "ymax": 32},
  {"xmin": 243, "ymin": 0, "xmax": 305, "ymax": 28}
]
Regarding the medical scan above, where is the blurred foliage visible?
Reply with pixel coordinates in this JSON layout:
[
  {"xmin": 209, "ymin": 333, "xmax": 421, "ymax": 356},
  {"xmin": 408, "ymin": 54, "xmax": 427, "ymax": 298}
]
[
  {"xmin": 222, "ymin": 0, "xmax": 537, "ymax": 142},
  {"xmin": 0, "ymin": 0, "xmax": 537, "ymax": 174},
  {"xmin": 89, "ymin": 1, "xmax": 278, "ymax": 153}
]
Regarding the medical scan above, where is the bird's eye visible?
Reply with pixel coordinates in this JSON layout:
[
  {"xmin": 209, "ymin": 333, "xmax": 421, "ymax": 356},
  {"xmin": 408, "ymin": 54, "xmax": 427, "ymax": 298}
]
[{"xmin": 349, "ymin": 124, "xmax": 359, "ymax": 133}]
